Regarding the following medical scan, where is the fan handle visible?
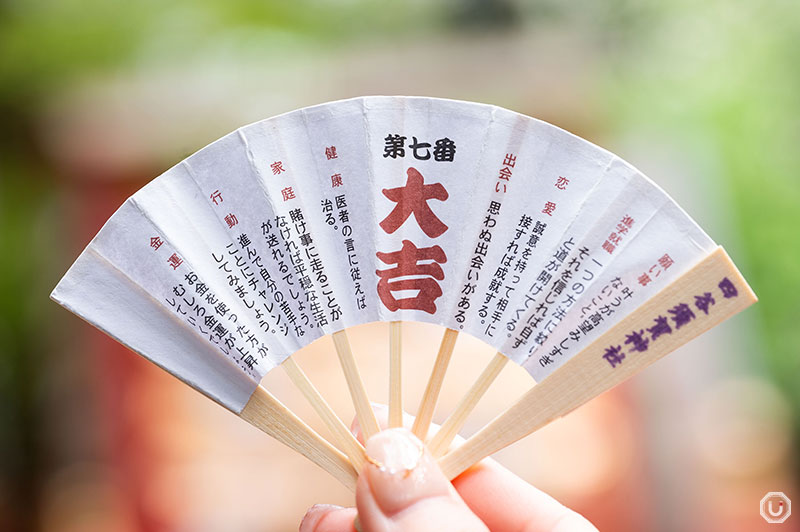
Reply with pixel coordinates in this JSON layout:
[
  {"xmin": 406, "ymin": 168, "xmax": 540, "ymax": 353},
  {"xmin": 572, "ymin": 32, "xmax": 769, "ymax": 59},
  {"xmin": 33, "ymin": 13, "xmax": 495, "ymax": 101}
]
[{"xmin": 439, "ymin": 246, "xmax": 757, "ymax": 480}]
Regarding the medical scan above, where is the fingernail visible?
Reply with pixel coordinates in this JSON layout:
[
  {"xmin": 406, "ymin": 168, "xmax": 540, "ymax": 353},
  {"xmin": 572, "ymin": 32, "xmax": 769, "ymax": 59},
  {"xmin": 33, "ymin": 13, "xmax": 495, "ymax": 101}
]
[
  {"xmin": 363, "ymin": 428, "xmax": 451, "ymax": 516},
  {"xmin": 299, "ymin": 504, "xmax": 342, "ymax": 532},
  {"xmin": 365, "ymin": 428, "xmax": 423, "ymax": 475}
]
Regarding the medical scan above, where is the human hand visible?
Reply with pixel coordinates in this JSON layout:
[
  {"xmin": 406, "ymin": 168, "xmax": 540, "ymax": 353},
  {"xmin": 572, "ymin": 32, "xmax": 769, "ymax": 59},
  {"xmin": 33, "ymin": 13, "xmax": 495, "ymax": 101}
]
[{"xmin": 299, "ymin": 408, "xmax": 597, "ymax": 532}]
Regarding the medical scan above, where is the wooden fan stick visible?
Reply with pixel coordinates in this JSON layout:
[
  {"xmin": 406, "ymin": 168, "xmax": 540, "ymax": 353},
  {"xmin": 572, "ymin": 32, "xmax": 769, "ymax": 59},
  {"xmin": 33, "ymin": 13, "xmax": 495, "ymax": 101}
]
[
  {"xmin": 281, "ymin": 358, "xmax": 366, "ymax": 470},
  {"xmin": 389, "ymin": 320, "xmax": 403, "ymax": 428},
  {"xmin": 239, "ymin": 385, "xmax": 357, "ymax": 490},
  {"xmin": 427, "ymin": 351, "xmax": 509, "ymax": 457},
  {"xmin": 439, "ymin": 246, "xmax": 757, "ymax": 479},
  {"xmin": 412, "ymin": 328, "xmax": 459, "ymax": 440},
  {"xmin": 332, "ymin": 329, "xmax": 381, "ymax": 439}
]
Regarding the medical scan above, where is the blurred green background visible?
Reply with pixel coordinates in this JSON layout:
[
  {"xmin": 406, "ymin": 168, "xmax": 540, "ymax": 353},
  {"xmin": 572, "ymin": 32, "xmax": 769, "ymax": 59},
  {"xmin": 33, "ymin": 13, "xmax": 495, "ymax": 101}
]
[{"xmin": 1, "ymin": 1, "xmax": 798, "ymax": 531}]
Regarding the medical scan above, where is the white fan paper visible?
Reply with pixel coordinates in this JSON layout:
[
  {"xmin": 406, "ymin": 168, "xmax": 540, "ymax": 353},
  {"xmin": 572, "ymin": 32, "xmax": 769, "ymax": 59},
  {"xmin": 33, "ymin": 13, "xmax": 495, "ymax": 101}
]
[{"xmin": 52, "ymin": 96, "xmax": 722, "ymax": 414}]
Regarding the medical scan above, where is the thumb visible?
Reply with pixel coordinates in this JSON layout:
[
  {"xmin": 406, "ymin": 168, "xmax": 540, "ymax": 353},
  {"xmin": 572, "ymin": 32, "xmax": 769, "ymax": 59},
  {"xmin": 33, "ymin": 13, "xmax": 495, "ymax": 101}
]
[{"xmin": 356, "ymin": 428, "xmax": 488, "ymax": 532}]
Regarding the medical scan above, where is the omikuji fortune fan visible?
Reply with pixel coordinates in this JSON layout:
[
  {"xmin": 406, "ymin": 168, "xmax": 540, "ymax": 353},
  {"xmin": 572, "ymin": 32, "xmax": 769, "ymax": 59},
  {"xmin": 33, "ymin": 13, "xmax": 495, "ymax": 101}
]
[{"xmin": 51, "ymin": 96, "xmax": 756, "ymax": 488}]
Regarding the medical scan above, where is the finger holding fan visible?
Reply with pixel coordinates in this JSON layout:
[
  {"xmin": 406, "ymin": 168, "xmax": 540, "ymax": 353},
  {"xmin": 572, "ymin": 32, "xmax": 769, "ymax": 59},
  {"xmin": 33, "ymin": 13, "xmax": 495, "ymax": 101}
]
[{"xmin": 50, "ymin": 96, "xmax": 756, "ymax": 490}]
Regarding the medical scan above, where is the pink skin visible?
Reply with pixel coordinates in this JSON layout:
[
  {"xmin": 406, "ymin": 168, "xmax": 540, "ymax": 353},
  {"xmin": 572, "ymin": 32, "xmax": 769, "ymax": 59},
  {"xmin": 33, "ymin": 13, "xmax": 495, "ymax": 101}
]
[{"xmin": 299, "ymin": 407, "xmax": 597, "ymax": 532}]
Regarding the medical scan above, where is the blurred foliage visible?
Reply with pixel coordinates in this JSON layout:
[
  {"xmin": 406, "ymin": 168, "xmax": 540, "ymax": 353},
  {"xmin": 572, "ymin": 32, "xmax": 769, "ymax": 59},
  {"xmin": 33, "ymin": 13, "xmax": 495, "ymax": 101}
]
[
  {"xmin": 0, "ymin": 0, "xmax": 441, "ymax": 104},
  {"xmin": 0, "ymin": 164, "xmax": 61, "ymax": 528},
  {"xmin": 594, "ymin": 0, "xmax": 800, "ymax": 419}
]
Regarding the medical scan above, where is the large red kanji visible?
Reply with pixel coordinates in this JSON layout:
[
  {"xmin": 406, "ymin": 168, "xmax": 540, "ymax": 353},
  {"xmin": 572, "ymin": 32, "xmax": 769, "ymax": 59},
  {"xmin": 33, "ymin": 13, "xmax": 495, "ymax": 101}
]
[
  {"xmin": 376, "ymin": 240, "xmax": 447, "ymax": 314},
  {"xmin": 379, "ymin": 167, "xmax": 449, "ymax": 238}
]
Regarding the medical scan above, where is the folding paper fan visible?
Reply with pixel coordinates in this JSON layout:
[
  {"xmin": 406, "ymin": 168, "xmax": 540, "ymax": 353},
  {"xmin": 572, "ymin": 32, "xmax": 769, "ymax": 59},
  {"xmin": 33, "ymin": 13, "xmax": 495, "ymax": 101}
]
[{"xmin": 51, "ymin": 96, "xmax": 756, "ymax": 488}]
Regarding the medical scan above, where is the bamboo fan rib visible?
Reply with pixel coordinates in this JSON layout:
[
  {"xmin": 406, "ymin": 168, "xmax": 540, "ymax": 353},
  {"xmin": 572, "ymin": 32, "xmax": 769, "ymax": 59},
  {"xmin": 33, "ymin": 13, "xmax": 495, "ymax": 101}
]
[{"xmin": 51, "ymin": 96, "xmax": 756, "ymax": 489}]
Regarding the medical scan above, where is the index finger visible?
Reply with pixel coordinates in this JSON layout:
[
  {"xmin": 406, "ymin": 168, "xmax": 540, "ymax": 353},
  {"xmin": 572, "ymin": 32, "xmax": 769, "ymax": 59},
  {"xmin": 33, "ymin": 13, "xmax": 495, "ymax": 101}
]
[{"xmin": 453, "ymin": 459, "xmax": 597, "ymax": 531}]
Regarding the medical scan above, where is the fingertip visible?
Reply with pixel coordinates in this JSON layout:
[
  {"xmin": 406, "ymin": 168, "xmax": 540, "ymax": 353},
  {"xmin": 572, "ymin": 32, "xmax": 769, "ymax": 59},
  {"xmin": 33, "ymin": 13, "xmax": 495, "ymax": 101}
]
[
  {"xmin": 357, "ymin": 429, "xmax": 488, "ymax": 531},
  {"xmin": 299, "ymin": 504, "xmax": 357, "ymax": 532},
  {"xmin": 363, "ymin": 428, "xmax": 446, "ymax": 515}
]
